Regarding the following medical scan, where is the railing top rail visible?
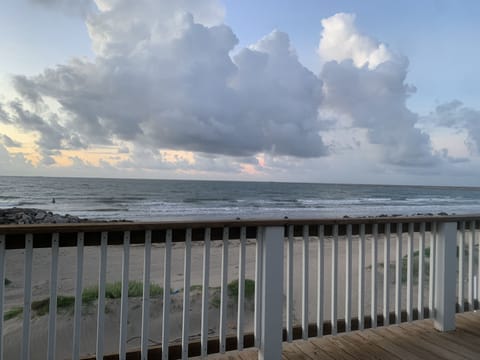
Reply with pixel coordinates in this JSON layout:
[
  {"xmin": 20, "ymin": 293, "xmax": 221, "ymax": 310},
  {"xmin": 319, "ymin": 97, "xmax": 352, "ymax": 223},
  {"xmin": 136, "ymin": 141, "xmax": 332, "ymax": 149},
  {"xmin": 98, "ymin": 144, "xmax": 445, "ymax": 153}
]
[{"xmin": 1, "ymin": 213, "xmax": 480, "ymax": 234}]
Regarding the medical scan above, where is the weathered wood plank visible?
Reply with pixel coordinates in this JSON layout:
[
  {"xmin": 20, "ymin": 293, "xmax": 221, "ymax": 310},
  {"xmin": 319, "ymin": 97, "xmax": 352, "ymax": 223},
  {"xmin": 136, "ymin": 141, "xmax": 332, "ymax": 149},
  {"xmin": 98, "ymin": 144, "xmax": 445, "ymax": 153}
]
[
  {"xmin": 357, "ymin": 328, "xmax": 424, "ymax": 360},
  {"xmin": 381, "ymin": 326, "xmax": 467, "ymax": 360}
]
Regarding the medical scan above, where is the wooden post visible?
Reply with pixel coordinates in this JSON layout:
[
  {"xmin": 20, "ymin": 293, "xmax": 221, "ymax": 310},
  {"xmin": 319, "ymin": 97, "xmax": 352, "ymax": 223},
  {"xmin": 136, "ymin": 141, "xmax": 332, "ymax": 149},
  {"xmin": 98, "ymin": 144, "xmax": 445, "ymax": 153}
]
[
  {"xmin": 259, "ymin": 226, "xmax": 284, "ymax": 360},
  {"xmin": 434, "ymin": 222, "xmax": 457, "ymax": 331}
]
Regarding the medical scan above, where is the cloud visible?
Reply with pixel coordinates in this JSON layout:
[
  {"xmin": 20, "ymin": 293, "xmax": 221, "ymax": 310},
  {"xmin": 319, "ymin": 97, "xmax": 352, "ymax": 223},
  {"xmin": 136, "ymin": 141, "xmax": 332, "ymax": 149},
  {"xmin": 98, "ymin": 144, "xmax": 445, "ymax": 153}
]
[
  {"xmin": 318, "ymin": 14, "xmax": 438, "ymax": 167},
  {"xmin": 319, "ymin": 13, "xmax": 394, "ymax": 70},
  {"xmin": 426, "ymin": 100, "xmax": 480, "ymax": 154},
  {"xmin": 7, "ymin": 3, "xmax": 327, "ymax": 161},
  {"xmin": 0, "ymin": 135, "xmax": 22, "ymax": 147}
]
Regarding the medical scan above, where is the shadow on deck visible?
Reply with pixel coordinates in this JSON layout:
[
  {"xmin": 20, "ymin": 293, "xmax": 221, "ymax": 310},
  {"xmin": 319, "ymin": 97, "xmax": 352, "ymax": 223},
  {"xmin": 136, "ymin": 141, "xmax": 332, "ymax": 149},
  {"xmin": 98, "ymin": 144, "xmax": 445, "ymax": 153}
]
[{"xmin": 195, "ymin": 312, "xmax": 480, "ymax": 360}]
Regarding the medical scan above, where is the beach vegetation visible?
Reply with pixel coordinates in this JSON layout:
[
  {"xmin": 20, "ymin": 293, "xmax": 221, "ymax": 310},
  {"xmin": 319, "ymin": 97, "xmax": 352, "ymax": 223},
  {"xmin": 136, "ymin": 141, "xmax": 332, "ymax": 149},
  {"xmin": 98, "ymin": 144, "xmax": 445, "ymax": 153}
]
[
  {"xmin": 4, "ymin": 306, "xmax": 23, "ymax": 321},
  {"xmin": 31, "ymin": 296, "xmax": 76, "ymax": 316},
  {"xmin": 4, "ymin": 278, "xmax": 11, "ymax": 286},
  {"xmin": 228, "ymin": 279, "xmax": 255, "ymax": 300},
  {"xmin": 82, "ymin": 280, "xmax": 163, "ymax": 305}
]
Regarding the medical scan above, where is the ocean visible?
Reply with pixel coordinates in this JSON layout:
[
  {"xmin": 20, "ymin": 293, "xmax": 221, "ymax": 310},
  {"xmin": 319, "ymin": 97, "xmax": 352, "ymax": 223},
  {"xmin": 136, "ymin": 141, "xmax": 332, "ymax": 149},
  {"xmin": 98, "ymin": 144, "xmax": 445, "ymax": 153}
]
[{"xmin": 1, "ymin": 176, "xmax": 480, "ymax": 221}]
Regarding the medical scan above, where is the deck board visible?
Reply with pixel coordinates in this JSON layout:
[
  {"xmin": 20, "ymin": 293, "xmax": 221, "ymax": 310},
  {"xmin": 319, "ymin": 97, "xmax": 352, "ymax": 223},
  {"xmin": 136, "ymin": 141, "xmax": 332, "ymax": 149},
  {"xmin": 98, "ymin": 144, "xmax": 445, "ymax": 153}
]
[{"xmin": 196, "ymin": 312, "xmax": 480, "ymax": 359}]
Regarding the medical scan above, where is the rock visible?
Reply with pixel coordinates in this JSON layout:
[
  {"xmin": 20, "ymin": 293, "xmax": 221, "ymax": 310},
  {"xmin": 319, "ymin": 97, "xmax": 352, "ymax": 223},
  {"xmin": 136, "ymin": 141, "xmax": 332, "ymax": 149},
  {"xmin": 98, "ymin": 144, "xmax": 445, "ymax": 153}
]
[{"xmin": 0, "ymin": 208, "xmax": 88, "ymax": 225}]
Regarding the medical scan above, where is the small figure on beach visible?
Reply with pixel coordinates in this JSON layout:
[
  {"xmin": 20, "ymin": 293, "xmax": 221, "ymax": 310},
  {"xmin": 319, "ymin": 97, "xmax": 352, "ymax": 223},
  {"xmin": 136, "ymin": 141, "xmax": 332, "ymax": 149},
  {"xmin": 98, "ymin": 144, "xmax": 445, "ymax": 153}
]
[{"xmin": 52, "ymin": 198, "xmax": 56, "ymax": 204}]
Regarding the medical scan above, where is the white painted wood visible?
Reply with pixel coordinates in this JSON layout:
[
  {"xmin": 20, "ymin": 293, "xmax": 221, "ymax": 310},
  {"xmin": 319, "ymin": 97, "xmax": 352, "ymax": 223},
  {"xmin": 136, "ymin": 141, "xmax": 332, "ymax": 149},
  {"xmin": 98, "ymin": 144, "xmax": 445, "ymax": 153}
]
[
  {"xmin": 371, "ymin": 224, "xmax": 378, "ymax": 328},
  {"xmin": 254, "ymin": 227, "xmax": 263, "ymax": 348},
  {"xmin": 96, "ymin": 232, "xmax": 108, "ymax": 360},
  {"xmin": 286, "ymin": 225, "xmax": 294, "ymax": 342},
  {"xmin": 331, "ymin": 224, "xmax": 338, "ymax": 335},
  {"xmin": 302, "ymin": 225, "xmax": 309, "ymax": 340},
  {"xmin": 458, "ymin": 222, "xmax": 465, "ymax": 312},
  {"xmin": 237, "ymin": 226, "xmax": 246, "ymax": 350},
  {"xmin": 358, "ymin": 224, "xmax": 365, "ymax": 330},
  {"xmin": 141, "ymin": 230, "xmax": 152, "ymax": 360},
  {"xmin": 119, "ymin": 231, "xmax": 130, "ymax": 360},
  {"xmin": 317, "ymin": 225, "xmax": 324, "ymax": 337},
  {"xmin": 434, "ymin": 222, "xmax": 457, "ymax": 331},
  {"xmin": 162, "ymin": 229, "xmax": 172, "ymax": 360},
  {"xmin": 468, "ymin": 221, "xmax": 474, "ymax": 310},
  {"xmin": 259, "ymin": 226, "xmax": 284, "ymax": 360},
  {"xmin": 22, "ymin": 233, "xmax": 33, "ymax": 360},
  {"xmin": 429, "ymin": 222, "xmax": 437, "ymax": 318},
  {"xmin": 406, "ymin": 223, "xmax": 413, "ymax": 322},
  {"xmin": 395, "ymin": 224, "xmax": 402, "ymax": 324},
  {"xmin": 345, "ymin": 224, "xmax": 352, "ymax": 332},
  {"xmin": 219, "ymin": 227, "xmax": 229, "ymax": 353},
  {"xmin": 201, "ymin": 228, "xmax": 211, "ymax": 357},
  {"xmin": 47, "ymin": 233, "xmax": 59, "ymax": 360},
  {"xmin": 383, "ymin": 223, "xmax": 390, "ymax": 326},
  {"xmin": 72, "ymin": 232, "xmax": 84, "ymax": 360},
  {"xmin": 418, "ymin": 223, "xmax": 425, "ymax": 320},
  {"xmin": 182, "ymin": 229, "xmax": 192, "ymax": 360},
  {"xmin": 0, "ymin": 234, "xmax": 6, "ymax": 360}
]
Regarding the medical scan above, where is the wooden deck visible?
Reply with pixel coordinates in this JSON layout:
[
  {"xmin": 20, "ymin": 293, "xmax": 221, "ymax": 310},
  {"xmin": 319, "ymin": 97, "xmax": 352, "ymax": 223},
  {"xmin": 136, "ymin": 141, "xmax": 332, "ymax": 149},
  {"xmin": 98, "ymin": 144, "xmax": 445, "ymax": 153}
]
[{"xmin": 194, "ymin": 312, "xmax": 480, "ymax": 360}]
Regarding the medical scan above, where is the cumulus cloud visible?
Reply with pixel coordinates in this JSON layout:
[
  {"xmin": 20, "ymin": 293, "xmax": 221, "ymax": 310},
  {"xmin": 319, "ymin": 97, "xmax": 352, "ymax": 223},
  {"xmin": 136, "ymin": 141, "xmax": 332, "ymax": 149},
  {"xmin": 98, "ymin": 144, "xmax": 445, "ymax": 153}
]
[
  {"xmin": 6, "ymin": 1, "xmax": 327, "ymax": 162},
  {"xmin": 318, "ymin": 13, "xmax": 438, "ymax": 167},
  {"xmin": 3, "ymin": 5, "xmax": 450, "ymax": 176},
  {"xmin": 319, "ymin": 13, "xmax": 393, "ymax": 69}
]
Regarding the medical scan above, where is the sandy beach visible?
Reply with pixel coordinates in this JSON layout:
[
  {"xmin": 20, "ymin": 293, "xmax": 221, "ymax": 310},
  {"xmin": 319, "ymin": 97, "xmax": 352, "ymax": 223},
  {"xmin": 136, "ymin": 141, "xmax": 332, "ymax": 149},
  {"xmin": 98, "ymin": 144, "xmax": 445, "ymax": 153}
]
[{"xmin": 2, "ymin": 233, "xmax": 428, "ymax": 359}]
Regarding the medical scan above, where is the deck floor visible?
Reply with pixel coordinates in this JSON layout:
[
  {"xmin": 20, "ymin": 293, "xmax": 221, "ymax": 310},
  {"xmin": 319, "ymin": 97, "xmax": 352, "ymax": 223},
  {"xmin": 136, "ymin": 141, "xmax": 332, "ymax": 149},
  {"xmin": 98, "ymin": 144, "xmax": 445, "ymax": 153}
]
[{"xmin": 194, "ymin": 312, "xmax": 480, "ymax": 360}]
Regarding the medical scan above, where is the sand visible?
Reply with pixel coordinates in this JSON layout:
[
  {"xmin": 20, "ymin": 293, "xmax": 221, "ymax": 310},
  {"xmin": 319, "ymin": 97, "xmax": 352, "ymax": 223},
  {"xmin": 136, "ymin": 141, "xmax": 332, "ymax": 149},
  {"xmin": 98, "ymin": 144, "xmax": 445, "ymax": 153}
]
[{"xmin": 2, "ymin": 234, "xmax": 427, "ymax": 359}]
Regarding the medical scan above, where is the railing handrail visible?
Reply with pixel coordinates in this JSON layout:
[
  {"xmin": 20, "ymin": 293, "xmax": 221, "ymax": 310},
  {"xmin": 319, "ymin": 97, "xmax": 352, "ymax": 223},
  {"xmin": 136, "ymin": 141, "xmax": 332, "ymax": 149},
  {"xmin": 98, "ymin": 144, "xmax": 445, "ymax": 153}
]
[{"xmin": 2, "ymin": 213, "xmax": 480, "ymax": 234}]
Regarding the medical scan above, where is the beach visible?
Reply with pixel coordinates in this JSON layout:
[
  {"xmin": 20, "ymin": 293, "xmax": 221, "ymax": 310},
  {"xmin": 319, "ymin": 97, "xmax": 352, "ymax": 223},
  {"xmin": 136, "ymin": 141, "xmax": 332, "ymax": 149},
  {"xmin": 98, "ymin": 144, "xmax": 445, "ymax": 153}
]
[{"xmin": 2, "ymin": 230, "xmax": 424, "ymax": 359}]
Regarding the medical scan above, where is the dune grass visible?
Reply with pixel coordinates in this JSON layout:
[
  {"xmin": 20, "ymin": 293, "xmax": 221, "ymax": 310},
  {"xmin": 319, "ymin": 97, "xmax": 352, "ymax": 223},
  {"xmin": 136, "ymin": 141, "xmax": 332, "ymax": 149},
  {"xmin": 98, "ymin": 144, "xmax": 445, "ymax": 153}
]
[{"xmin": 4, "ymin": 280, "xmax": 164, "ymax": 320}]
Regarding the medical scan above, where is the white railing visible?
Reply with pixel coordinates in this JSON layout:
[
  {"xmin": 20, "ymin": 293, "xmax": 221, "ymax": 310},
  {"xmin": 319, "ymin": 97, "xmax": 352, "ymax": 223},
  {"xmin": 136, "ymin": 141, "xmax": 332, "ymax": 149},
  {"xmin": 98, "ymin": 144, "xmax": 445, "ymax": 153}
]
[{"xmin": 0, "ymin": 215, "xmax": 479, "ymax": 359}]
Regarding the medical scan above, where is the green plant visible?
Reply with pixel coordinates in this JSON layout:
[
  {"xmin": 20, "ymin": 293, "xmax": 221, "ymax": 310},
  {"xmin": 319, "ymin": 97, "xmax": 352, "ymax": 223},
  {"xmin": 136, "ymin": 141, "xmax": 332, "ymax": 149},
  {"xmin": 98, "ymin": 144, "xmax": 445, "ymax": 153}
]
[
  {"xmin": 4, "ymin": 278, "xmax": 11, "ymax": 286},
  {"xmin": 31, "ymin": 296, "xmax": 76, "ymax": 316},
  {"xmin": 4, "ymin": 306, "xmax": 23, "ymax": 321},
  {"xmin": 227, "ymin": 279, "xmax": 255, "ymax": 300},
  {"xmin": 82, "ymin": 281, "xmax": 163, "ymax": 304}
]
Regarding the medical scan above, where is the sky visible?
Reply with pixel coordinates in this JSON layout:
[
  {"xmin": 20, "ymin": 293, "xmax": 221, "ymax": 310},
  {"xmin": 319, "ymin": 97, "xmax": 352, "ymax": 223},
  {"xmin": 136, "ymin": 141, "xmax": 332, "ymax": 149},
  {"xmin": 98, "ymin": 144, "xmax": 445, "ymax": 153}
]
[{"xmin": 1, "ymin": 0, "xmax": 480, "ymax": 186}]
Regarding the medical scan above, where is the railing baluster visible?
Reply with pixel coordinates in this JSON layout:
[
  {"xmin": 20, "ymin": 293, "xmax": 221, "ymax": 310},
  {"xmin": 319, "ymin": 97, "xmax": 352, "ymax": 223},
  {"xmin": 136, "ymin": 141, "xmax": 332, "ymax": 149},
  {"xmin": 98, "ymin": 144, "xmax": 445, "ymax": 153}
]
[
  {"xmin": 22, "ymin": 233, "xmax": 33, "ymax": 360},
  {"xmin": 201, "ymin": 228, "xmax": 211, "ymax": 357},
  {"xmin": 331, "ymin": 224, "xmax": 338, "ymax": 335},
  {"xmin": 468, "ymin": 221, "xmax": 475, "ymax": 310},
  {"xmin": 458, "ymin": 222, "xmax": 465, "ymax": 312},
  {"xmin": 141, "ymin": 230, "xmax": 152, "ymax": 360},
  {"xmin": 237, "ymin": 226, "xmax": 246, "ymax": 350},
  {"xmin": 182, "ymin": 229, "xmax": 192, "ymax": 360},
  {"xmin": 395, "ymin": 224, "xmax": 402, "ymax": 324},
  {"xmin": 219, "ymin": 227, "xmax": 229, "ymax": 353},
  {"xmin": 345, "ymin": 224, "xmax": 352, "ymax": 332},
  {"xmin": 0, "ymin": 234, "xmax": 5, "ymax": 360},
  {"xmin": 358, "ymin": 224, "xmax": 365, "ymax": 330},
  {"xmin": 254, "ymin": 227, "xmax": 263, "ymax": 348},
  {"xmin": 162, "ymin": 229, "xmax": 172, "ymax": 360},
  {"xmin": 47, "ymin": 233, "xmax": 59, "ymax": 360},
  {"xmin": 317, "ymin": 225, "xmax": 324, "ymax": 337},
  {"xmin": 96, "ymin": 232, "xmax": 108, "ymax": 360},
  {"xmin": 429, "ymin": 222, "xmax": 436, "ymax": 318},
  {"xmin": 383, "ymin": 223, "xmax": 391, "ymax": 326},
  {"xmin": 418, "ymin": 223, "xmax": 425, "ymax": 320},
  {"xmin": 371, "ymin": 224, "xmax": 378, "ymax": 328},
  {"xmin": 119, "ymin": 231, "xmax": 130, "ymax": 360},
  {"xmin": 72, "ymin": 232, "xmax": 84, "ymax": 360},
  {"xmin": 302, "ymin": 225, "xmax": 309, "ymax": 340},
  {"xmin": 286, "ymin": 225, "xmax": 294, "ymax": 342},
  {"xmin": 407, "ymin": 223, "xmax": 413, "ymax": 322}
]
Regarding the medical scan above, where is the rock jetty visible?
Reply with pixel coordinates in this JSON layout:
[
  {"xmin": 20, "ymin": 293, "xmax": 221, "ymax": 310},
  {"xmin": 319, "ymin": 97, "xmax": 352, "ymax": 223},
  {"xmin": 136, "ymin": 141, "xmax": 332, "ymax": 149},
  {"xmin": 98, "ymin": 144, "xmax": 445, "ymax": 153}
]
[{"xmin": 0, "ymin": 208, "xmax": 88, "ymax": 225}]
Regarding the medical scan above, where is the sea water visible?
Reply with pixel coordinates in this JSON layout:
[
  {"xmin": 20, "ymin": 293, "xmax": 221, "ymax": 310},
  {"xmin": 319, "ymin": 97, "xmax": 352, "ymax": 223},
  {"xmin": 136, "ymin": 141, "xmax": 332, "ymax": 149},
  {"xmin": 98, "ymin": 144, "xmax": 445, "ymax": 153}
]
[{"xmin": 2, "ymin": 176, "xmax": 480, "ymax": 221}]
